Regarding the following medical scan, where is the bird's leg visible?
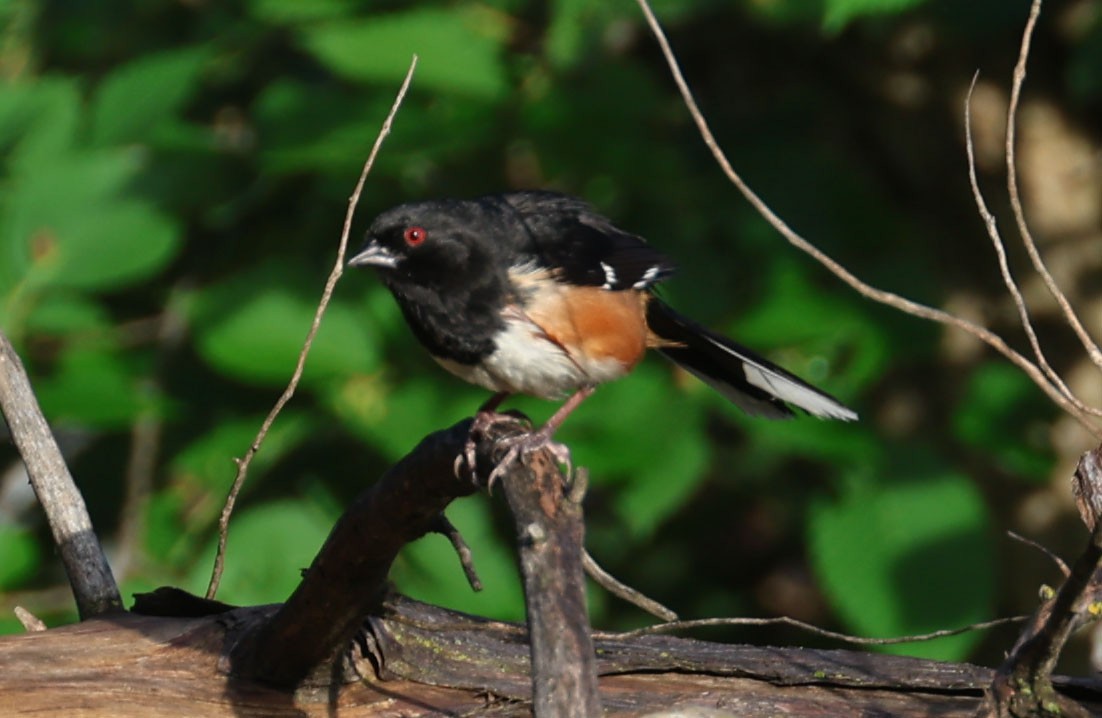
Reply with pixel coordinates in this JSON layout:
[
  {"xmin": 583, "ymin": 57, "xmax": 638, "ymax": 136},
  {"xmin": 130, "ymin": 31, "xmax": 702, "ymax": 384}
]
[
  {"xmin": 476, "ymin": 391, "xmax": 510, "ymax": 416},
  {"xmin": 486, "ymin": 386, "xmax": 596, "ymax": 487},
  {"xmin": 457, "ymin": 392, "xmax": 512, "ymax": 479}
]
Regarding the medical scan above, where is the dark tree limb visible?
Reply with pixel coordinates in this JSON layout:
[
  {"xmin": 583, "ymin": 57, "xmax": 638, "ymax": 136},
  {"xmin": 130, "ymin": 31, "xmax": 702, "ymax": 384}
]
[
  {"xmin": 498, "ymin": 445, "xmax": 602, "ymax": 716},
  {"xmin": 979, "ymin": 448, "xmax": 1102, "ymax": 718},
  {"xmin": 227, "ymin": 408, "xmax": 605, "ymax": 710},
  {"xmin": 0, "ymin": 330, "xmax": 122, "ymax": 619},
  {"xmin": 226, "ymin": 418, "xmax": 494, "ymax": 687}
]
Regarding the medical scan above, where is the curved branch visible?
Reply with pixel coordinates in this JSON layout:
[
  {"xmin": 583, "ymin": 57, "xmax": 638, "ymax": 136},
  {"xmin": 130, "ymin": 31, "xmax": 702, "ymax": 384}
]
[
  {"xmin": 226, "ymin": 418, "xmax": 480, "ymax": 687},
  {"xmin": 1004, "ymin": 0, "xmax": 1102, "ymax": 376},
  {"xmin": 963, "ymin": 73, "xmax": 1101, "ymax": 419},
  {"xmin": 633, "ymin": 0, "xmax": 1102, "ymax": 437}
]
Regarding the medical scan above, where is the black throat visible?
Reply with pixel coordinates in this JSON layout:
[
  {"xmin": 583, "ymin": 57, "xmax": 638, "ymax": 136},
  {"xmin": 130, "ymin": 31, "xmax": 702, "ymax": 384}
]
[{"xmin": 383, "ymin": 275, "xmax": 507, "ymax": 366}]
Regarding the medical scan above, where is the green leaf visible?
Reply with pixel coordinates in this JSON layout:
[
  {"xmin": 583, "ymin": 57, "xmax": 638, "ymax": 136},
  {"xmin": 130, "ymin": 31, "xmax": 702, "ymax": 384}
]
[
  {"xmin": 249, "ymin": 0, "xmax": 356, "ymax": 22},
  {"xmin": 169, "ymin": 412, "xmax": 314, "ymax": 492},
  {"xmin": 1069, "ymin": 21, "xmax": 1102, "ymax": 104},
  {"xmin": 90, "ymin": 47, "xmax": 209, "ymax": 145},
  {"xmin": 253, "ymin": 81, "xmax": 394, "ymax": 175},
  {"xmin": 326, "ymin": 369, "xmax": 487, "ymax": 462},
  {"xmin": 0, "ymin": 525, "xmax": 40, "ymax": 589},
  {"xmin": 0, "ymin": 148, "xmax": 179, "ymax": 293},
  {"xmin": 144, "ymin": 491, "xmax": 188, "ymax": 564},
  {"xmin": 23, "ymin": 293, "xmax": 110, "ymax": 335},
  {"xmin": 563, "ymin": 362, "xmax": 710, "ymax": 538},
  {"xmin": 743, "ymin": 413, "xmax": 881, "ymax": 467},
  {"xmin": 194, "ymin": 283, "xmax": 380, "ymax": 387},
  {"xmin": 47, "ymin": 202, "xmax": 180, "ymax": 291},
  {"xmin": 0, "ymin": 79, "xmax": 81, "ymax": 164},
  {"xmin": 823, "ymin": 0, "xmax": 929, "ymax": 31},
  {"xmin": 35, "ymin": 346, "xmax": 154, "ymax": 428},
  {"xmin": 299, "ymin": 7, "xmax": 510, "ymax": 99},
  {"xmin": 187, "ymin": 499, "xmax": 336, "ymax": 606},
  {"xmin": 546, "ymin": 0, "xmax": 598, "ymax": 69},
  {"xmin": 808, "ymin": 466, "xmax": 994, "ymax": 660},
  {"xmin": 953, "ymin": 362, "xmax": 1054, "ymax": 481}
]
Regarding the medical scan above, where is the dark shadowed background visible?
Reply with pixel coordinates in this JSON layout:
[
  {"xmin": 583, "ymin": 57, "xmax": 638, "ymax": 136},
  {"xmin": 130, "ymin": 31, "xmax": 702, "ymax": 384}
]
[{"xmin": 1, "ymin": 0, "xmax": 1101, "ymax": 671}]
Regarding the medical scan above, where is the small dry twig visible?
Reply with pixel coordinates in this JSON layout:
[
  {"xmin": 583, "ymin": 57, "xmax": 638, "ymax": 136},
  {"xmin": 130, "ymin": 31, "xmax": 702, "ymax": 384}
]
[
  {"xmin": 431, "ymin": 514, "xmax": 483, "ymax": 592},
  {"xmin": 205, "ymin": 56, "xmax": 419, "ymax": 600},
  {"xmin": 582, "ymin": 548, "xmax": 678, "ymax": 622},
  {"xmin": 620, "ymin": 614, "xmax": 1027, "ymax": 647},
  {"xmin": 114, "ymin": 304, "xmax": 186, "ymax": 581},
  {"xmin": 1006, "ymin": 530, "xmax": 1071, "ymax": 578}
]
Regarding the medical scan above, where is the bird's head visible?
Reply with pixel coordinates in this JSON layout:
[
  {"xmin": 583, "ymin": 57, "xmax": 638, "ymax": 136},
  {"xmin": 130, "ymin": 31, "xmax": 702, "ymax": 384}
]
[{"xmin": 350, "ymin": 199, "xmax": 500, "ymax": 289}]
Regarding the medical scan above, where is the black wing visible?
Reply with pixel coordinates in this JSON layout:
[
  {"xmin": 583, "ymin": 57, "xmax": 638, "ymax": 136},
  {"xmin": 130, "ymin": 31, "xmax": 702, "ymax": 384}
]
[{"xmin": 495, "ymin": 191, "xmax": 675, "ymax": 291}]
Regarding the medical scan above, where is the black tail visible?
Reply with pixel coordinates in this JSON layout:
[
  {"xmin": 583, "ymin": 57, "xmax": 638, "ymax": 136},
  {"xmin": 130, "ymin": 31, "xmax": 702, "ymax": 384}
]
[{"xmin": 646, "ymin": 299, "xmax": 857, "ymax": 421}]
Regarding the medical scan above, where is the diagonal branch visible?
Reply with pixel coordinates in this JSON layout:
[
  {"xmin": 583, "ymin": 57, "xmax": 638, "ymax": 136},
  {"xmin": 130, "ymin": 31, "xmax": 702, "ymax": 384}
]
[
  {"xmin": 0, "ymin": 331, "xmax": 122, "ymax": 619},
  {"xmin": 227, "ymin": 418, "xmax": 480, "ymax": 687},
  {"xmin": 633, "ymin": 0, "xmax": 1102, "ymax": 438}
]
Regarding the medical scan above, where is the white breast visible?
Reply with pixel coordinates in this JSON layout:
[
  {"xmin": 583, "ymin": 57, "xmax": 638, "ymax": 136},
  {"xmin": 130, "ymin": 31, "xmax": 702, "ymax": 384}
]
[{"xmin": 434, "ymin": 304, "xmax": 629, "ymax": 400}]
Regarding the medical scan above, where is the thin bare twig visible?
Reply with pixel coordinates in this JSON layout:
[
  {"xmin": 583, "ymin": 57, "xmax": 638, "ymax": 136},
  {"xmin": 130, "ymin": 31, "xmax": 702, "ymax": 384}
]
[
  {"xmin": 431, "ymin": 514, "xmax": 483, "ymax": 592},
  {"xmin": 633, "ymin": 0, "xmax": 1102, "ymax": 438},
  {"xmin": 115, "ymin": 305, "xmax": 186, "ymax": 580},
  {"xmin": 1005, "ymin": 0, "xmax": 1102, "ymax": 376},
  {"xmin": 206, "ymin": 56, "xmax": 419, "ymax": 600},
  {"xmin": 1007, "ymin": 529, "xmax": 1071, "ymax": 577},
  {"xmin": 582, "ymin": 548, "xmax": 678, "ymax": 622},
  {"xmin": 114, "ymin": 413, "xmax": 160, "ymax": 580},
  {"xmin": 619, "ymin": 613, "xmax": 1027, "ymax": 646},
  {"xmin": 964, "ymin": 72, "xmax": 1101, "ymax": 419}
]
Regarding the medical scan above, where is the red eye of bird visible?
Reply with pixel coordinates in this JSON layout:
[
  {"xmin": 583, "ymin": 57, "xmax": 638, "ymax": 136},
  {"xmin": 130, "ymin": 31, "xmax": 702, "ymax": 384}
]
[{"xmin": 403, "ymin": 226, "xmax": 427, "ymax": 247}]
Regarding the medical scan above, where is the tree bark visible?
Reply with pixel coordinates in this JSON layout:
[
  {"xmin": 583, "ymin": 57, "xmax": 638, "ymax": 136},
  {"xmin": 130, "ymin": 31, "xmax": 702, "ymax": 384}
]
[
  {"xmin": 0, "ymin": 330, "xmax": 122, "ymax": 619},
  {"xmin": 2, "ymin": 595, "xmax": 1101, "ymax": 717},
  {"xmin": 500, "ymin": 453, "xmax": 601, "ymax": 716}
]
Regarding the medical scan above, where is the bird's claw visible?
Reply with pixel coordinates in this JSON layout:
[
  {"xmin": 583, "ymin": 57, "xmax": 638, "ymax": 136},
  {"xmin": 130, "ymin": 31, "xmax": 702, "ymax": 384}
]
[
  {"xmin": 484, "ymin": 431, "xmax": 572, "ymax": 491},
  {"xmin": 454, "ymin": 409, "xmax": 510, "ymax": 481},
  {"xmin": 454, "ymin": 409, "xmax": 572, "ymax": 491}
]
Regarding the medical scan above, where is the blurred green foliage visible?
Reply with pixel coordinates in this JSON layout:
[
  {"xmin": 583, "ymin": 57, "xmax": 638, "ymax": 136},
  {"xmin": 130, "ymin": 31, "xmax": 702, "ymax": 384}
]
[{"xmin": 0, "ymin": 0, "xmax": 1097, "ymax": 668}]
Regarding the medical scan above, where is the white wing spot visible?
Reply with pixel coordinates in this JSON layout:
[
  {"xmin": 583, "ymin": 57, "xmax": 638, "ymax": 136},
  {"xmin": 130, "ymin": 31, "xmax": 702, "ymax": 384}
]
[
  {"xmin": 632, "ymin": 265, "xmax": 661, "ymax": 289},
  {"xmin": 600, "ymin": 261, "xmax": 618, "ymax": 289}
]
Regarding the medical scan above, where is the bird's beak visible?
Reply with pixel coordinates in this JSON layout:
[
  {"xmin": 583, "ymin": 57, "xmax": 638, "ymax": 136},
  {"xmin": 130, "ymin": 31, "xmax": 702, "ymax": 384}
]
[{"xmin": 348, "ymin": 240, "xmax": 399, "ymax": 269}]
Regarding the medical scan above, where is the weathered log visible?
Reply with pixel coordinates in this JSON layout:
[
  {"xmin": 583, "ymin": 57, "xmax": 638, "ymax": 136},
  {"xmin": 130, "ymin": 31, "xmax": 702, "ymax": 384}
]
[{"xmin": 3, "ymin": 594, "xmax": 1101, "ymax": 716}]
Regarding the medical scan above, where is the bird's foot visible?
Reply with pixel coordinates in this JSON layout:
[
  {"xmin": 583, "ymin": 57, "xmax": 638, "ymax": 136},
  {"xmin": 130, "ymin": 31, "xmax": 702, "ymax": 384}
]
[
  {"xmin": 485, "ymin": 428, "xmax": 573, "ymax": 490},
  {"xmin": 453, "ymin": 408, "xmax": 532, "ymax": 484}
]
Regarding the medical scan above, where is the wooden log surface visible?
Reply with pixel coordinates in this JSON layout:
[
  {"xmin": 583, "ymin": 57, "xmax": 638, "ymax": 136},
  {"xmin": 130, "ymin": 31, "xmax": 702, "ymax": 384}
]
[{"xmin": 3, "ymin": 594, "xmax": 1101, "ymax": 717}]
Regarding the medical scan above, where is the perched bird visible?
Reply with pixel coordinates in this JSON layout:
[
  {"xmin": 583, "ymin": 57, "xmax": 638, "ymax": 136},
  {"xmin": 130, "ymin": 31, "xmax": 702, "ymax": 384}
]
[{"xmin": 350, "ymin": 191, "xmax": 856, "ymax": 476}]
